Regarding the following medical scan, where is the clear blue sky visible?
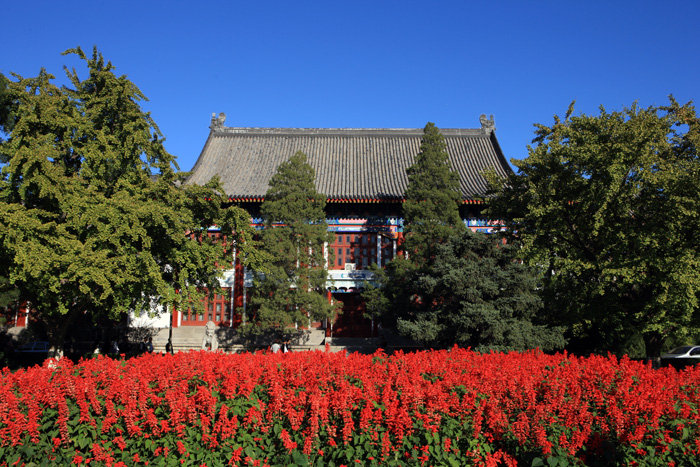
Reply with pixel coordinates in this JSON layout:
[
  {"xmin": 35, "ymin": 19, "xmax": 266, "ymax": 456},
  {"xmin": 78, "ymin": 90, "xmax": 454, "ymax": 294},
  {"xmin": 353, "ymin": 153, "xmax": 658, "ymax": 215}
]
[{"xmin": 3, "ymin": 0, "xmax": 698, "ymax": 172}]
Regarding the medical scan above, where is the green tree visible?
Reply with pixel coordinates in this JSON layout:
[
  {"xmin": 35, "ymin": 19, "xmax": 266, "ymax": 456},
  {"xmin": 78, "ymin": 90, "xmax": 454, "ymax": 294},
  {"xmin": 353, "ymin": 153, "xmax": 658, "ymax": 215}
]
[
  {"xmin": 486, "ymin": 99, "xmax": 700, "ymax": 357},
  {"xmin": 0, "ymin": 47, "xmax": 263, "ymax": 350},
  {"xmin": 393, "ymin": 230, "xmax": 565, "ymax": 351},
  {"xmin": 0, "ymin": 74, "xmax": 19, "ymax": 320},
  {"xmin": 403, "ymin": 122, "xmax": 465, "ymax": 264},
  {"xmin": 365, "ymin": 123, "xmax": 555, "ymax": 350},
  {"xmin": 247, "ymin": 151, "xmax": 337, "ymax": 334},
  {"xmin": 363, "ymin": 121, "xmax": 464, "ymax": 339},
  {"xmin": 364, "ymin": 123, "xmax": 464, "ymax": 343},
  {"xmin": 0, "ymin": 73, "xmax": 17, "ymax": 140}
]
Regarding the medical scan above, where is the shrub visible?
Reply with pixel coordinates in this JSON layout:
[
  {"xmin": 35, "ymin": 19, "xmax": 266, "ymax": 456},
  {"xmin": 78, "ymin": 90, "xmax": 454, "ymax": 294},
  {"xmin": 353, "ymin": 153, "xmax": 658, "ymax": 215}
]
[{"xmin": 0, "ymin": 348, "xmax": 699, "ymax": 466}]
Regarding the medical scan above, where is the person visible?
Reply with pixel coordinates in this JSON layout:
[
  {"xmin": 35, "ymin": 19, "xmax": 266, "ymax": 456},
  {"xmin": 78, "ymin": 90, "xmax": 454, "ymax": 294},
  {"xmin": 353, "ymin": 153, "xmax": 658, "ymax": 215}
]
[
  {"xmin": 110, "ymin": 340, "xmax": 119, "ymax": 355},
  {"xmin": 283, "ymin": 341, "xmax": 291, "ymax": 353},
  {"xmin": 271, "ymin": 340, "xmax": 281, "ymax": 353},
  {"xmin": 146, "ymin": 337, "xmax": 153, "ymax": 353}
]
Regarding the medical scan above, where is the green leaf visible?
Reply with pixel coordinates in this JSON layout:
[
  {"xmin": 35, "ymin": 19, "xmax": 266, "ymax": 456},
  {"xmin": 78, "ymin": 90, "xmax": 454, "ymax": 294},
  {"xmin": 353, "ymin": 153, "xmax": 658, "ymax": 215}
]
[
  {"xmin": 292, "ymin": 450, "xmax": 309, "ymax": 466},
  {"xmin": 344, "ymin": 445, "xmax": 355, "ymax": 461}
]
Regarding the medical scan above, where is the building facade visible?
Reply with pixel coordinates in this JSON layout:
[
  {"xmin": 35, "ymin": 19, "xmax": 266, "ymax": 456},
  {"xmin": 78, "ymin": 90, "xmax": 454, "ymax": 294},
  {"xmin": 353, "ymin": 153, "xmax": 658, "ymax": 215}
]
[{"xmin": 163, "ymin": 114, "xmax": 512, "ymax": 338}]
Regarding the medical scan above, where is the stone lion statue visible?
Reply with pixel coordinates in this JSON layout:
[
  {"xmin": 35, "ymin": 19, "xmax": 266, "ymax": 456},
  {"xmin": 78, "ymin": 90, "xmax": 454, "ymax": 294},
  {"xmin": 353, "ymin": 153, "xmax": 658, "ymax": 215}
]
[{"xmin": 202, "ymin": 320, "xmax": 218, "ymax": 351}]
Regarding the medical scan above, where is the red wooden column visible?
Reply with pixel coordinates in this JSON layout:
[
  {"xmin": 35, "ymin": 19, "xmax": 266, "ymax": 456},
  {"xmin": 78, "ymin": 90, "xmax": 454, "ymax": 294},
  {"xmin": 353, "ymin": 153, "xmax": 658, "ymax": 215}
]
[
  {"xmin": 171, "ymin": 306, "xmax": 180, "ymax": 328},
  {"xmin": 15, "ymin": 303, "xmax": 29, "ymax": 327}
]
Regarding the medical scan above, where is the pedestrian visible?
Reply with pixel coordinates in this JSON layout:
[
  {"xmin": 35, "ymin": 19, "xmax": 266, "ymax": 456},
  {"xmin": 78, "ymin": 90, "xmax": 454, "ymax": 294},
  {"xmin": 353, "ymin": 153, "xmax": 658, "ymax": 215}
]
[
  {"xmin": 271, "ymin": 340, "xmax": 281, "ymax": 353},
  {"xmin": 147, "ymin": 337, "xmax": 153, "ymax": 353}
]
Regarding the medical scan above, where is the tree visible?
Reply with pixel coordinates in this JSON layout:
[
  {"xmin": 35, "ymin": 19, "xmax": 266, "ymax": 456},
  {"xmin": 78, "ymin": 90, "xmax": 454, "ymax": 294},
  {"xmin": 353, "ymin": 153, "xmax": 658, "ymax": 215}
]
[
  {"xmin": 364, "ymin": 122, "xmax": 465, "ymax": 340},
  {"xmin": 0, "ymin": 47, "xmax": 262, "ymax": 350},
  {"xmin": 0, "ymin": 74, "xmax": 20, "ymax": 320},
  {"xmin": 394, "ymin": 230, "xmax": 565, "ymax": 351},
  {"xmin": 403, "ymin": 122, "xmax": 465, "ymax": 264},
  {"xmin": 0, "ymin": 73, "xmax": 16, "ymax": 140},
  {"xmin": 246, "ymin": 151, "xmax": 337, "ymax": 334},
  {"xmin": 365, "ymin": 123, "xmax": 556, "ymax": 350},
  {"xmin": 486, "ymin": 99, "xmax": 700, "ymax": 357}
]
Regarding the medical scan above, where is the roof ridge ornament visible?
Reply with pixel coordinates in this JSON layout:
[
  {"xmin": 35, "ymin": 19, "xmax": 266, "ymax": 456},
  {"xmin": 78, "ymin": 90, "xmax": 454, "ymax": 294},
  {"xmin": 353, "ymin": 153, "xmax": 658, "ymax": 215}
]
[
  {"xmin": 480, "ymin": 114, "xmax": 495, "ymax": 134},
  {"xmin": 210, "ymin": 112, "xmax": 226, "ymax": 130}
]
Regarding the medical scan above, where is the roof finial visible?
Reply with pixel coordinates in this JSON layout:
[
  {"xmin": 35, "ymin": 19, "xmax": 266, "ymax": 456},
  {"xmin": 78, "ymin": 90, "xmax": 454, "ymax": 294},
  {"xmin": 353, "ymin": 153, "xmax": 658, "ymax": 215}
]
[
  {"xmin": 210, "ymin": 112, "xmax": 226, "ymax": 130},
  {"xmin": 479, "ymin": 114, "xmax": 495, "ymax": 134}
]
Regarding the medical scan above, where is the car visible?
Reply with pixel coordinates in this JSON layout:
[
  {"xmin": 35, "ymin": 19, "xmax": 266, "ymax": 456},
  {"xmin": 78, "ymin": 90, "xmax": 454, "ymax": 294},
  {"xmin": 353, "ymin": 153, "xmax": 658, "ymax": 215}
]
[
  {"xmin": 660, "ymin": 345, "xmax": 700, "ymax": 360},
  {"xmin": 14, "ymin": 341, "xmax": 50, "ymax": 353}
]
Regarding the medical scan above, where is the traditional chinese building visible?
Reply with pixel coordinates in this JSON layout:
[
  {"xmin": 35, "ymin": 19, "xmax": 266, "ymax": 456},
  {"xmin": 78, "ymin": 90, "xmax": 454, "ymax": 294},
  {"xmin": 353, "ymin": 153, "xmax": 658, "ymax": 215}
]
[{"xmin": 168, "ymin": 113, "xmax": 512, "ymax": 339}]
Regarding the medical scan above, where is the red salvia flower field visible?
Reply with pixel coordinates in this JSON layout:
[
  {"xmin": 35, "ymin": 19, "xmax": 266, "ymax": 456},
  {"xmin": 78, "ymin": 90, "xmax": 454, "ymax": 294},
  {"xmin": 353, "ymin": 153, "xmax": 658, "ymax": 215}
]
[{"xmin": 1, "ymin": 348, "xmax": 699, "ymax": 466}]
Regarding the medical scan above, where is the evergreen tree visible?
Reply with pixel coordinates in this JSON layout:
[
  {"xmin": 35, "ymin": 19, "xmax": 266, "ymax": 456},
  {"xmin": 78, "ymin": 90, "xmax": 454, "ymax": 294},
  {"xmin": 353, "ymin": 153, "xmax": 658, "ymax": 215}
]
[
  {"xmin": 364, "ymin": 122, "xmax": 556, "ymax": 350},
  {"xmin": 247, "ymin": 151, "xmax": 337, "ymax": 334},
  {"xmin": 395, "ymin": 230, "xmax": 565, "ymax": 351},
  {"xmin": 365, "ymin": 122, "xmax": 464, "ymax": 334},
  {"xmin": 486, "ymin": 99, "xmax": 700, "ymax": 357},
  {"xmin": 0, "ymin": 48, "xmax": 262, "ymax": 350},
  {"xmin": 403, "ymin": 122, "xmax": 465, "ymax": 264},
  {"xmin": 366, "ymin": 229, "xmax": 563, "ymax": 351}
]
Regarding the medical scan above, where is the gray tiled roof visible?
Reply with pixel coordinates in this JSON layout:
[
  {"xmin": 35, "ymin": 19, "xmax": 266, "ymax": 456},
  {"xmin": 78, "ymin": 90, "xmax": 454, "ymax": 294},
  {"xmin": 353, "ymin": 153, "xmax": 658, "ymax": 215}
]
[{"xmin": 186, "ymin": 125, "xmax": 512, "ymax": 201}]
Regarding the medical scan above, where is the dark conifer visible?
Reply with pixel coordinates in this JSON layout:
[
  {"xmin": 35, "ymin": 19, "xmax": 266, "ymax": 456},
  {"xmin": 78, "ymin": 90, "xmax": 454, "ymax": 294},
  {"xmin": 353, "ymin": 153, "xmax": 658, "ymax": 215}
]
[
  {"xmin": 248, "ymin": 151, "xmax": 337, "ymax": 332},
  {"xmin": 403, "ymin": 122, "xmax": 464, "ymax": 264}
]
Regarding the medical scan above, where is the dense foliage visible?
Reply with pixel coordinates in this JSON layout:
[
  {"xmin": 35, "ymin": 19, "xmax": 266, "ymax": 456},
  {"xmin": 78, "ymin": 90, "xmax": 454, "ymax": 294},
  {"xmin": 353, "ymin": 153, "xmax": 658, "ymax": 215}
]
[
  {"xmin": 486, "ymin": 99, "xmax": 700, "ymax": 357},
  {"xmin": 366, "ymin": 123, "xmax": 551, "ymax": 350},
  {"xmin": 0, "ymin": 48, "xmax": 262, "ymax": 349},
  {"xmin": 402, "ymin": 122, "xmax": 464, "ymax": 265},
  {"xmin": 0, "ymin": 74, "xmax": 18, "ymax": 311},
  {"xmin": 1, "ymin": 349, "xmax": 699, "ymax": 466},
  {"xmin": 247, "ymin": 151, "xmax": 337, "ymax": 333},
  {"xmin": 0, "ymin": 73, "xmax": 16, "ymax": 138},
  {"xmin": 396, "ymin": 231, "xmax": 565, "ymax": 351}
]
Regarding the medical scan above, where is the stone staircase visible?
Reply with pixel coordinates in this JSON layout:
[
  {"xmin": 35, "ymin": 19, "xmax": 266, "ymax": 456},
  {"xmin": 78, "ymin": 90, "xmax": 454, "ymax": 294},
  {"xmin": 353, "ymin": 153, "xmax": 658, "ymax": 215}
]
[
  {"xmin": 135, "ymin": 325, "xmax": 416, "ymax": 355},
  {"xmin": 150, "ymin": 326, "xmax": 328, "ymax": 353}
]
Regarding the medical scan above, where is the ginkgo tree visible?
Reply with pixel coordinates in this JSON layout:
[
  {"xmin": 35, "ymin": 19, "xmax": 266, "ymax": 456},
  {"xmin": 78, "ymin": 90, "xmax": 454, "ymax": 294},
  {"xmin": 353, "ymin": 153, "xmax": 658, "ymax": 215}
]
[
  {"xmin": 487, "ymin": 99, "xmax": 700, "ymax": 357},
  {"xmin": 0, "ymin": 47, "xmax": 265, "ymax": 351}
]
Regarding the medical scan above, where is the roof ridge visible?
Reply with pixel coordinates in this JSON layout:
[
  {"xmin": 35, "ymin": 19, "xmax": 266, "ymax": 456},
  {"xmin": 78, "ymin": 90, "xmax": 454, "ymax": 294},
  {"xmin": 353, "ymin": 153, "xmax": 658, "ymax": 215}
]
[{"xmin": 212, "ymin": 127, "xmax": 487, "ymax": 137}]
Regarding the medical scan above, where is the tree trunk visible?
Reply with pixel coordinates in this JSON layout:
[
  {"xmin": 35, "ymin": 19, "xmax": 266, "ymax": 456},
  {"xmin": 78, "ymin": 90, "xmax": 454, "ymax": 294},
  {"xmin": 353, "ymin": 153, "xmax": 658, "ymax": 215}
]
[
  {"xmin": 643, "ymin": 331, "xmax": 665, "ymax": 360},
  {"xmin": 44, "ymin": 307, "xmax": 82, "ymax": 359}
]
